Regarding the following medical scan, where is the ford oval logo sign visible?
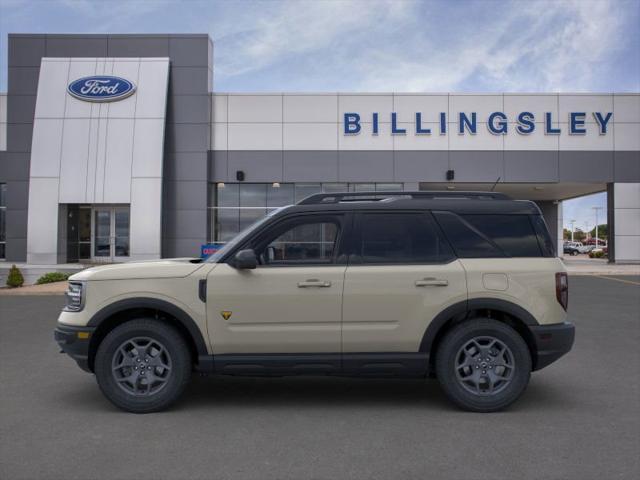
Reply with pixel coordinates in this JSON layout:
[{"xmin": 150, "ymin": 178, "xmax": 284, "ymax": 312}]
[{"xmin": 67, "ymin": 76, "xmax": 136, "ymax": 102}]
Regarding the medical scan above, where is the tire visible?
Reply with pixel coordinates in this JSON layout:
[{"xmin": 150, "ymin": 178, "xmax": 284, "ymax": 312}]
[
  {"xmin": 572, "ymin": 250, "xmax": 579, "ymax": 256},
  {"xmin": 94, "ymin": 319, "xmax": 192, "ymax": 413},
  {"xmin": 435, "ymin": 318, "xmax": 531, "ymax": 412}
]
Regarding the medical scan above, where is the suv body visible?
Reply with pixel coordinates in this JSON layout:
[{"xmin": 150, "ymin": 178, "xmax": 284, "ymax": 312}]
[{"xmin": 55, "ymin": 192, "xmax": 574, "ymax": 413}]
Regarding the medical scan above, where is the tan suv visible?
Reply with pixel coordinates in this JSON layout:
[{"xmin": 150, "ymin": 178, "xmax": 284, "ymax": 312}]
[{"xmin": 55, "ymin": 191, "xmax": 574, "ymax": 413}]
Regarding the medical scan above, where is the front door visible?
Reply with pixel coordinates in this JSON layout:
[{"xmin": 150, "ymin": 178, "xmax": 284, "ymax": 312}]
[
  {"xmin": 206, "ymin": 214, "xmax": 348, "ymax": 355},
  {"xmin": 92, "ymin": 206, "xmax": 130, "ymax": 262},
  {"xmin": 342, "ymin": 212, "xmax": 467, "ymax": 353}
]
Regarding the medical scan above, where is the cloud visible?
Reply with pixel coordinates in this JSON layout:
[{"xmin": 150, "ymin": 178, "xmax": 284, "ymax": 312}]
[{"xmin": 212, "ymin": 0, "xmax": 638, "ymax": 92}]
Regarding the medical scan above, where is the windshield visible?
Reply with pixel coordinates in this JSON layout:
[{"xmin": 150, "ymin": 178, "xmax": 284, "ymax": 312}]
[{"xmin": 206, "ymin": 206, "xmax": 291, "ymax": 263}]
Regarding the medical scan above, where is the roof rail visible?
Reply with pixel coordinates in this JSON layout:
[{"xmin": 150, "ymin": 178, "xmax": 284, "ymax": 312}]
[{"xmin": 297, "ymin": 191, "xmax": 511, "ymax": 205}]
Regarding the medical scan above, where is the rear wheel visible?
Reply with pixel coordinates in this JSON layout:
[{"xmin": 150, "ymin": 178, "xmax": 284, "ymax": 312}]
[
  {"xmin": 94, "ymin": 319, "xmax": 192, "ymax": 413},
  {"xmin": 435, "ymin": 318, "xmax": 531, "ymax": 412}
]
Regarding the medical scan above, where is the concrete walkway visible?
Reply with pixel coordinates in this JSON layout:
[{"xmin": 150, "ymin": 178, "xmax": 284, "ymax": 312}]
[
  {"xmin": 561, "ymin": 257, "xmax": 640, "ymax": 275},
  {"xmin": 0, "ymin": 281, "xmax": 68, "ymax": 295}
]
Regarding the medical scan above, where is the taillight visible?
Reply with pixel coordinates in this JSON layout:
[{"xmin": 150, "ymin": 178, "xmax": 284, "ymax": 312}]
[{"xmin": 555, "ymin": 272, "xmax": 569, "ymax": 311}]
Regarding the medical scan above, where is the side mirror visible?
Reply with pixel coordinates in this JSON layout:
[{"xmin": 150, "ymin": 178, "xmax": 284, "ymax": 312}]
[{"xmin": 231, "ymin": 249, "xmax": 257, "ymax": 270}]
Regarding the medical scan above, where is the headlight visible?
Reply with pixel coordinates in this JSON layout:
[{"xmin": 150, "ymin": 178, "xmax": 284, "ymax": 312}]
[{"xmin": 64, "ymin": 282, "xmax": 85, "ymax": 312}]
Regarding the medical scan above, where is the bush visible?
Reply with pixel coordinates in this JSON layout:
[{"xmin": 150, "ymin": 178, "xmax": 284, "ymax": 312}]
[
  {"xmin": 36, "ymin": 272, "xmax": 72, "ymax": 285},
  {"xmin": 6, "ymin": 264, "xmax": 24, "ymax": 288},
  {"xmin": 589, "ymin": 250, "xmax": 606, "ymax": 259}
]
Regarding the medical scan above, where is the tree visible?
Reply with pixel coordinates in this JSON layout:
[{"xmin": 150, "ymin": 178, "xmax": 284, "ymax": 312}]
[
  {"xmin": 6, "ymin": 264, "xmax": 24, "ymax": 288},
  {"xmin": 572, "ymin": 228, "xmax": 586, "ymax": 242},
  {"xmin": 589, "ymin": 224, "xmax": 607, "ymax": 239}
]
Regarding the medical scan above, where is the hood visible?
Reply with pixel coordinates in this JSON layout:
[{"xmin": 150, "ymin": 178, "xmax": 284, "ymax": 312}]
[{"xmin": 69, "ymin": 258, "xmax": 205, "ymax": 281}]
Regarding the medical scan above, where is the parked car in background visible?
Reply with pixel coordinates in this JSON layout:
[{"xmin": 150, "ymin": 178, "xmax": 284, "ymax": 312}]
[
  {"xmin": 578, "ymin": 244, "xmax": 595, "ymax": 254},
  {"xmin": 563, "ymin": 242, "xmax": 582, "ymax": 256}
]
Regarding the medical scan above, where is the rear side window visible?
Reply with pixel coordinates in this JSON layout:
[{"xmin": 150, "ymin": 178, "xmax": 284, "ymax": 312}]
[
  {"xmin": 462, "ymin": 214, "xmax": 542, "ymax": 257},
  {"xmin": 356, "ymin": 213, "xmax": 454, "ymax": 264},
  {"xmin": 433, "ymin": 211, "xmax": 504, "ymax": 258},
  {"xmin": 434, "ymin": 211, "xmax": 545, "ymax": 258},
  {"xmin": 531, "ymin": 215, "xmax": 555, "ymax": 257}
]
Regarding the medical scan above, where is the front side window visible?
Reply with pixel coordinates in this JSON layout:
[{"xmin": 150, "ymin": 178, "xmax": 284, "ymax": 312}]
[
  {"xmin": 356, "ymin": 213, "xmax": 454, "ymax": 264},
  {"xmin": 257, "ymin": 218, "xmax": 341, "ymax": 266}
]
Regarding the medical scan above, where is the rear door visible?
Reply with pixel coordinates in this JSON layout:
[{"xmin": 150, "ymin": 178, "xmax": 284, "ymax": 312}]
[{"xmin": 341, "ymin": 211, "xmax": 467, "ymax": 353}]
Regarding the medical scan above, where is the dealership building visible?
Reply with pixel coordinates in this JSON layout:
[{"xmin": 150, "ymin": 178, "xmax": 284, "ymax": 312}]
[{"xmin": 0, "ymin": 33, "xmax": 638, "ymax": 265}]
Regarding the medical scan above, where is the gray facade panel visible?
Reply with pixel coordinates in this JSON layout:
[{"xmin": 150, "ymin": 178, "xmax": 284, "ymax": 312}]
[
  {"xmin": 614, "ymin": 151, "xmax": 640, "ymax": 182},
  {"xmin": 107, "ymin": 35, "xmax": 170, "ymax": 57},
  {"xmin": 169, "ymin": 67, "xmax": 210, "ymax": 95},
  {"xmin": 5, "ymin": 236, "xmax": 27, "ymax": 262},
  {"xmin": 504, "ymin": 151, "xmax": 559, "ymax": 182},
  {"xmin": 165, "ymin": 152, "xmax": 209, "ymax": 181},
  {"xmin": 338, "ymin": 151, "xmax": 394, "ymax": 182},
  {"xmin": 45, "ymin": 36, "xmax": 108, "ymax": 57},
  {"xmin": 7, "ymin": 95, "xmax": 36, "ymax": 124},
  {"xmin": 8, "ymin": 35, "xmax": 45, "ymax": 67},
  {"xmin": 165, "ymin": 123, "xmax": 209, "ymax": 153},
  {"xmin": 559, "ymin": 151, "xmax": 614, "ymax": 183},
  {"xmin": 6, "ymin": 208, "xmax": 28, "ymax": 239},
  {"xmin": 163, "ymin": 208, "xmax": 208, "ymax": 239},
  {"xmin": 169, "ymin": 37, "xmax": 211, "ymax": 67},
  {"xmin": 0, "ymin": 153, "xmax": 30, "ymax": 181},
  {"xmin": 228, "ymin": 151, "xmax": 284, "ymax": 182},
  {"xmin": 6, "ymin": 124, "xmax": 33, "ymax": 153},
  {"xmin": 283, "ymin": 151, "xmax": 339, "ymax": 182},
  {"xmin": 163, "ymin": 180, "xmax": 208, "ymax": 211},
  {"xmin": 394, "ymin": 151, "xmax": 449, "ymax": 182},
  {"xmin": 209, "ymin": 151, "xmax": 228, "ymax": 182},
  {"xmin": 449, "ymin": 151, "xmax": 504, "ymax": 183},
  {"xmin": 163, "ymin": 237, "xmax": 203, "ymax": 258},
  {"xmin": 5, "ymin": 180, "xmax": 29, "ymax": 210},
  {"xmin": 167, "ymin": 95, "xmax": 210, "ymax": 124},
  {"xmin": 7, "ymin": 67, "xmax": 40, "ymax": 95}
]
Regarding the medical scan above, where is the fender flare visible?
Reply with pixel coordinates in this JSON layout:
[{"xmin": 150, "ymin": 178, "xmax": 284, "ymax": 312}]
[
  {"xmin": 87, "ymin": 297, "xmax": 208, "ymax": 356},
  {"xmin": 419, "ymin": 298, "xmax": 538, "ymax": 353}
]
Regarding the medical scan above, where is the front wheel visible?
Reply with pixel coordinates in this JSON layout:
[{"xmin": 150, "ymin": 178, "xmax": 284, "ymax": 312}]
[
  {"xmin": 435, "ymin": 319, "xmax": 531, "ymax": 412},
  {"xmin": 94, "ymin": 319, "xmax": 192, "ymax": 413}
]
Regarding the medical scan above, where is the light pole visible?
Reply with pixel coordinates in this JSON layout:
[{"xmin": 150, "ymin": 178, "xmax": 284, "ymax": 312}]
[
  {"xmin": 592, "ymin": 206, "xmax": 603, "ymax": 247},
  {"xmin": 570, "ymin": 219, "xmax": 576, "ymax": 242}
]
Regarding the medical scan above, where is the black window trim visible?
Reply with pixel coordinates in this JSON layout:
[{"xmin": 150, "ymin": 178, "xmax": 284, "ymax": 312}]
[
  {"xmin": 224, "ymin": 211, "xmax": 352, "ymax": 268},
  {"xmin": 349, "ymin": 210, "xmax": 457, "ymax": 266}
]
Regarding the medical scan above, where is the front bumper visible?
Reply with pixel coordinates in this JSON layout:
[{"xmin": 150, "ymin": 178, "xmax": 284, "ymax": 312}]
[
  {"xmin": 530, "ymin": 321, "xmax": 575, "ymax": 371},
  {"xmin": 54, "ymin": 324, "xmax": 95, "ymax": 373}
]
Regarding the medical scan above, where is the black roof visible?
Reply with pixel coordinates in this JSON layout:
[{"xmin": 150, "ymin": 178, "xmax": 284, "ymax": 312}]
[{"xmin": 281, "ymin": 191, "xmax": 542, "ymax": 216}]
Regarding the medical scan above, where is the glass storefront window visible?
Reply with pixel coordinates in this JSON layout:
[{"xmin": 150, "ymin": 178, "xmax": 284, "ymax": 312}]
[
  {"xmin": 208, "ymin": 182, "xmax": 404, "ymax": 243},
  {"xmin": 267, "ymin": 183, "xmax": 294, "ymax": 208},
  {"xmin": 294, "ymin": 183, "xmax": 322, "ymax": 203}
]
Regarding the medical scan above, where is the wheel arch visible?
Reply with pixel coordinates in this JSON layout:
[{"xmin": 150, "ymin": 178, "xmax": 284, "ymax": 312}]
[
  {"xmin": 421, "ymin": 298, "xmax": 539, "ymax": 372},
  {"xmin": 86, "ymin": 298, "xmax": 208, "ymax": 372}
]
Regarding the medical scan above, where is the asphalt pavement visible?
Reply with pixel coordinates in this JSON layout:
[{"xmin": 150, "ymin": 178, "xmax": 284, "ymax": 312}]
[{"xmin": 1, "ymin": 275, "xmax": 639, "ymax": 480}]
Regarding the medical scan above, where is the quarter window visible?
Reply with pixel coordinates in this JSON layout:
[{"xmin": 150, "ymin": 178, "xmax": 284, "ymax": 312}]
[
  {"xmin": 357, "ymin": 213, "xmax": 454, "ymax": 264},
  {"xmin": 462, "ymin": 215, "xmax": 542, "ymax": 257}
]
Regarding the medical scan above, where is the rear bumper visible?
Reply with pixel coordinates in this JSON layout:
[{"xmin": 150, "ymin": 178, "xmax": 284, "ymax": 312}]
[
  {"xmin": 530, "ymin": 322, "xmax": 575, "ymax": 371},
  {"xmin": 54, "ymin": 324, "xmax": 95, "ymax": 373}
]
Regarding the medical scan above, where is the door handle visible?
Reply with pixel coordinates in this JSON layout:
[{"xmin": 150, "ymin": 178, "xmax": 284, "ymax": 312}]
[
  {"xmin": 297, "ymin": 279, "xmax": 332, "ymax": 288},
  {"xmin": 415, "ymin": 278, "xmax": 448, "ymax": 287}
]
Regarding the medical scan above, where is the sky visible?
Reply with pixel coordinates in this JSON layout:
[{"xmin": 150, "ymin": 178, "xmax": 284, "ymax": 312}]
[{"xmin": 1, "ymin": 0, "xmax": 638, "ymax": 227}]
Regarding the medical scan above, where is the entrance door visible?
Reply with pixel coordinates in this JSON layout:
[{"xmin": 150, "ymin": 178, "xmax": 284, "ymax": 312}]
[{"xmin": 92, "ymin": 206, "xmax": 130, "ymax": 262}]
